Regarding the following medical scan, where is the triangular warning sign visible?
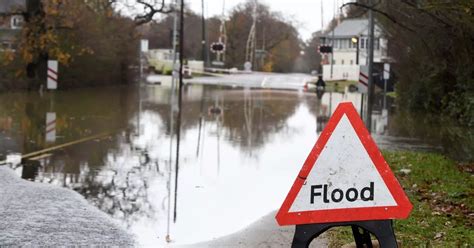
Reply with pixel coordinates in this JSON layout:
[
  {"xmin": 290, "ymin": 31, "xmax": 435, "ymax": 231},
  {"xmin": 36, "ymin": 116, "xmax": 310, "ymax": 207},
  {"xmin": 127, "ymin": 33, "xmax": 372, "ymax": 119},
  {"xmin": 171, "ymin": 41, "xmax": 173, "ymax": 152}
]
[{"xmin": 276, "ymin": 102, "xmax": 412, "ymax": 226}]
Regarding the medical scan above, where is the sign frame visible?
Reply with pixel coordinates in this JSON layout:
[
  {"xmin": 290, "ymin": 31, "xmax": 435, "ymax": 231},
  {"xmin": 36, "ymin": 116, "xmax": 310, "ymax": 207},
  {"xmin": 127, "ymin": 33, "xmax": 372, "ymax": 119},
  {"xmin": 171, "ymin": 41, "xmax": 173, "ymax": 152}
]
[{"xmin": 276, "ymin": 102, "xmax": 412, "ymax": 226}]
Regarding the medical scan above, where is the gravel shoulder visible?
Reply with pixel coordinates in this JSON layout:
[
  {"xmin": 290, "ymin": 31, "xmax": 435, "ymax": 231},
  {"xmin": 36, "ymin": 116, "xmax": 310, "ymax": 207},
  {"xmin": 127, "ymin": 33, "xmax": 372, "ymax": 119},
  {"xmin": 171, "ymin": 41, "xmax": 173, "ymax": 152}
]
[{"xmin": 0, "ymin": 166, "xmax": 136, "ymax": 246}]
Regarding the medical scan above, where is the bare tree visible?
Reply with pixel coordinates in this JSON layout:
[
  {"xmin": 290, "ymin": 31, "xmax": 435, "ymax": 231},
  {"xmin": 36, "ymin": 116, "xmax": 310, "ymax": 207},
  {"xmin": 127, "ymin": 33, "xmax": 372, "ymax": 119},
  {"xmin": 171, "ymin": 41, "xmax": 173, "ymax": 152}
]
[{"xmin": 111, "ymin": 0, "xmax": 174, "ymax": 26}]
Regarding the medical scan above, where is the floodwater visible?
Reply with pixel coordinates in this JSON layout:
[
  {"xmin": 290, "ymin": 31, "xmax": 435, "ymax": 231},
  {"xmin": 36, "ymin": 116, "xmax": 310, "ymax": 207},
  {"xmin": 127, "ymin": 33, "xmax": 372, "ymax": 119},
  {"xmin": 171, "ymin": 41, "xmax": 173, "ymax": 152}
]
[{"xmin": 0, "ymin": 84, "xmax": 438, "ymax": 246}]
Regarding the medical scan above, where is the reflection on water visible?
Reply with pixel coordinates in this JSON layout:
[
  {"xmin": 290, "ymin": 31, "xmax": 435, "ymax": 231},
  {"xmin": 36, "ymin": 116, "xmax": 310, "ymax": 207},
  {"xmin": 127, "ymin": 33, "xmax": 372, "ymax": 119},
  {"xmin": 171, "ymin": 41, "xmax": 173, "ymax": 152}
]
[
  {"xmin": 389, "ymin": 111, "xmax": 473, "ymax": 161},
  {"xmin": 0, "ymin": 85, "xmax": 439, "ymax": 245}
]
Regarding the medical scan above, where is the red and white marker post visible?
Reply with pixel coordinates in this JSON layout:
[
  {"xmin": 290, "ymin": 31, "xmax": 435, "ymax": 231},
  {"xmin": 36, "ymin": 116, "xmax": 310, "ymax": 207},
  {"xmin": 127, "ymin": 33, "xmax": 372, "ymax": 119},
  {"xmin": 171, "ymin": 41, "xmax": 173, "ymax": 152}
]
[
  {"xmin": 276, "ymin": 102, "xmax": 412, "ymax": 247},
  {"xmin": 45, "ymin": 112, "xmax": 56, "ymax": 143},
  {"xmin": 358, "ymin": 65, "xmax": 368, "ymax": 94},
  {"xmin": 47, "ymin": 60, "xmax": 58, "ymax": 90}
]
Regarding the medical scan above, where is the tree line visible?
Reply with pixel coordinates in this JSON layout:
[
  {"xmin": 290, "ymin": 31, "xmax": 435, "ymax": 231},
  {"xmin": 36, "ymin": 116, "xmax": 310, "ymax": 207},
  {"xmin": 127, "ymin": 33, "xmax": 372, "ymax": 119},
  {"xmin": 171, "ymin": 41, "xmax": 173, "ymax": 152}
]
[
  {"xmin": 0, "ymin": 0, "xmax": 319, "ymax": 90},
  {"xmin": 345, "ymin": 0, "xmax": 473, "ymax": 160},
  {"xmin": 140, "ymin": 1, "xmax": 318, "ymax": 72}
]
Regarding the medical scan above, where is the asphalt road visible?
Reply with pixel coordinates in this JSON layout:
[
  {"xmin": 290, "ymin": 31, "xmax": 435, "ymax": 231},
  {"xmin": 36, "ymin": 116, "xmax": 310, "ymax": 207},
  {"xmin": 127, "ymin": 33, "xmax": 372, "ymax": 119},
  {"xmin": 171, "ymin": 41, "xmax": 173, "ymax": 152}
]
[{"xmin": 185, "ymin": 72, "xmax": 316, "ymax": 90}]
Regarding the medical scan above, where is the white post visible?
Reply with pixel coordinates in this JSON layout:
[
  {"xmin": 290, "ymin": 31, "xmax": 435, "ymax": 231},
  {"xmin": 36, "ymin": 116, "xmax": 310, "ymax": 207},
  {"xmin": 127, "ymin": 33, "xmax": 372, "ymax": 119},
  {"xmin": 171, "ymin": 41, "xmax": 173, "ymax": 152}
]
[
  {"xmin": 366, "ymin": 0, "xmax": 375, "ymax": 131},
  {"xmin": 383, "ymin": 63, "xmax": 390, "ymax": 109},
  {"xmin": 140, "ymin": 39, "xmax": 149, "ymax": 81},
  {"xmin": 47, "ymin": 60, "xmax": 58, "ymax": 90},
  {"xmin": 45, "ymin": 112, "xmax": 56, "ymax": 143},
  {"xmin": 358, "ymin": 65, "xmax": 369, "ymax": 94}
]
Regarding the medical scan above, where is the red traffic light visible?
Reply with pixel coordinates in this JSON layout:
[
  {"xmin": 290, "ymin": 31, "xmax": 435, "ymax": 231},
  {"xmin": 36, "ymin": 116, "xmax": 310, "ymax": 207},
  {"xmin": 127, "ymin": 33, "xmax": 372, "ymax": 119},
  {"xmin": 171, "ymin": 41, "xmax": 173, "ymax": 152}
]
[
  {"xmin": 210, "ymin": 42, "xmax": 225, "ymax": 53},
  {"xmin": 318, "ymin": 45, "xmax": 333, "ymax": 54}
]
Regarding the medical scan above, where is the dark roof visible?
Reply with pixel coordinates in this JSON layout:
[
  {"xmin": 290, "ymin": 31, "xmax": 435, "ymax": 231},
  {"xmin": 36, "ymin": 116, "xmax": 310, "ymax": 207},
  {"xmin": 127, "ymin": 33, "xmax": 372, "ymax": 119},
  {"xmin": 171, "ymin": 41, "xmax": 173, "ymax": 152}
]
[
  {"xmin": 333, "ymin": 19, "xmax": 368, "ymax": 37},
  {"xmin": 0, "ymin": 0, "xmax": 26, "ymax": 14},
  {"xmin": 322, "ymin": 18, "xmax": 383, "ymax": 38}
]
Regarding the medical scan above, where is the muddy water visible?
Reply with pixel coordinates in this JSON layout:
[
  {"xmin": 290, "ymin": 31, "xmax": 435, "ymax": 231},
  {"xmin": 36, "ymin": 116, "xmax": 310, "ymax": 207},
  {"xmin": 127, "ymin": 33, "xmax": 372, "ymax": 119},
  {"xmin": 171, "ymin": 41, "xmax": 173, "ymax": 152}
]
[{"xmin": 0, "ymin": 84, "xmax": 437, "ymax": 246}]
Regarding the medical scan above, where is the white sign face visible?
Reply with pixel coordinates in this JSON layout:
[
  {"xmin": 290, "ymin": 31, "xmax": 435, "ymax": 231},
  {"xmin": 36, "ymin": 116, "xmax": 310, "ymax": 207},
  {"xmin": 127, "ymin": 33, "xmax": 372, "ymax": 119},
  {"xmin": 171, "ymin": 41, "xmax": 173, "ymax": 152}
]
[
  {"xmin": 47, "ymin": 60, "xmax": 58, "ymax": 90},
  {"xmin": 289, "ymin": 115, "xmax": 397, "ymax": 212},
  {"xmin": 358, "ymin": 65, "xmax": 368, "ymax": 94},
  {"xmin": 383, "ymin": 63, "xmax": 390, "ymax": 80},
  {"xmin": 45, "ymin": 112, "xmax": 56, "ymax": 143},
  {"xmin": 141, "ymin": 39, "xmax": 149, "ymax": 52},
  {"xmin": 244, "ymin": 61, "xmax": 252, "ymax": 72}
]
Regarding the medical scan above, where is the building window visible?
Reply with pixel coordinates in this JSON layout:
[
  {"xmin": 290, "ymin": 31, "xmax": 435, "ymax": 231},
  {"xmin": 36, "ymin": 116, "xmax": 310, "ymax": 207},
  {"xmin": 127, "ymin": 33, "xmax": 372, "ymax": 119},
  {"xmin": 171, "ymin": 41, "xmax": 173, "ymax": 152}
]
[
  {"xmin": 341, "ymin": 59, "xmax": 344, "ymax": 65},
  {"xmin": 360, "ymin": 38, "xmax": 365, "ymax": 49},
  {"xmin": 350, "ymin": 60, "xmax": 353, "ymax": 65},
  {"xmin": 350, "ymin": 40, "xmax": 356, "ymax": 49},
  {"xmin": 365, "ymin": 39, "xmax": 369, "ymax": 49},
  {"xmin": 10, "ymin": 15, "xmax": 24, "ymax": 29},
  {"xmin": 375, "ymin": 38, "xmax": 380, "ymax": 50}
]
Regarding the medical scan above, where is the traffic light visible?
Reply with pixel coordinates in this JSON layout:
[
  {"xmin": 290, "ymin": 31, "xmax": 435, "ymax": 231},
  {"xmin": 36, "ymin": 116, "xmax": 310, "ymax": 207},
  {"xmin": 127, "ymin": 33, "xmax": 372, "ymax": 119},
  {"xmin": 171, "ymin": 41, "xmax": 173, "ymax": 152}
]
[
  {"xmin": 318, "ymin": 45, "xmax": 333, "ymax": 54},
  {"xmin": 210, "ymin": 42, "xmax": 225, "ymax": 53}
]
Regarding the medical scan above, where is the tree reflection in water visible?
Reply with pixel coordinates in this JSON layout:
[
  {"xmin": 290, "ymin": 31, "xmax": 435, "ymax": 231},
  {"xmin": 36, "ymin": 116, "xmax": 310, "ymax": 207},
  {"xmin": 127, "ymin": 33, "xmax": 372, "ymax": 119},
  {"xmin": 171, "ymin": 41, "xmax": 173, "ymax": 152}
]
[{"xmin": 3, "ymin": 84, "xmax": 437, "ymax": 244}]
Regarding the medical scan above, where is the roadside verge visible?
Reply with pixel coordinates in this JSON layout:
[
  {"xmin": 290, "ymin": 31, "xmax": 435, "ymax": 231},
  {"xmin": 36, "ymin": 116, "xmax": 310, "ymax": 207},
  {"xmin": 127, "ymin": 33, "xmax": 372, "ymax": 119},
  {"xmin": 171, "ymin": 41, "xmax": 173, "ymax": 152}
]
[{"xmin": 0, "ymin": 166, "xmax": 136, "ymax": 246}]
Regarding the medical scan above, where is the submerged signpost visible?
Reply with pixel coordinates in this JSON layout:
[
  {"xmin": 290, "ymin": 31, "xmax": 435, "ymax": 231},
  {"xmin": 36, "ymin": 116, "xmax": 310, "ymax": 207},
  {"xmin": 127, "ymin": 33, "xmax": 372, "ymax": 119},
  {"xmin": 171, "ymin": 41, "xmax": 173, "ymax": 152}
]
[{"xmin": 276, "ymin": 102, "xmax": 412, "ymax": 247}]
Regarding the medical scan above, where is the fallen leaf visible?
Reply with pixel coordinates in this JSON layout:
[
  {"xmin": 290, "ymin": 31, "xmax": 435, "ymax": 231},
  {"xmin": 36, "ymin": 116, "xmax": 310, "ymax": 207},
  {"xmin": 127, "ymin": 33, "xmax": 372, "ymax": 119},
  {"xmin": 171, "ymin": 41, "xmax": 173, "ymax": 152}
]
[
  {"xmin": 400, "ymin": 168, "xmax": 411, "ymax": 174},
  {"xmin": 434, "ymin": 232, "xmax": 445, "ymax": 239}
]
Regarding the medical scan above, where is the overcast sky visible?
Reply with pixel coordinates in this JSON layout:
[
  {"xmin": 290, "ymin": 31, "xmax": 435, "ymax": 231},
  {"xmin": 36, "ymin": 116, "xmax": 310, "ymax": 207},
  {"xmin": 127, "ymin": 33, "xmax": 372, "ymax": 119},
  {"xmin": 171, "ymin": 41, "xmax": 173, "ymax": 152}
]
[{"xmin": 188, "ymin": 0, "xmax": 351, "ymax": 41}]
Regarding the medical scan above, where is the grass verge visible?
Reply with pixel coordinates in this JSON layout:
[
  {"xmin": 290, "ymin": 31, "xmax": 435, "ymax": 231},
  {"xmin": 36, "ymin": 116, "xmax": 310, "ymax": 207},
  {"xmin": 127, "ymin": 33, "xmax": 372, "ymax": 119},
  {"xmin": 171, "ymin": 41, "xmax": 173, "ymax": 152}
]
[{"xmin": 328, "ymin": 151, "xmax": 473, "ymax": 247}]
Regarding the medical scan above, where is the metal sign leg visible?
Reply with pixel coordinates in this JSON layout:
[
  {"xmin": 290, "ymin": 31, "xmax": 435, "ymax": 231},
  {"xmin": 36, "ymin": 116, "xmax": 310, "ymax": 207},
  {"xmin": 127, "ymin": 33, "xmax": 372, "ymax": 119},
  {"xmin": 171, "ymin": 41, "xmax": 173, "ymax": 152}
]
[
  {"xmin": 351, "ymin": 225, "xmax": 373, "ymax": 248},
  {"xmin": 291, "ymin": 220, "xmax": 398, "ymax": 248}
]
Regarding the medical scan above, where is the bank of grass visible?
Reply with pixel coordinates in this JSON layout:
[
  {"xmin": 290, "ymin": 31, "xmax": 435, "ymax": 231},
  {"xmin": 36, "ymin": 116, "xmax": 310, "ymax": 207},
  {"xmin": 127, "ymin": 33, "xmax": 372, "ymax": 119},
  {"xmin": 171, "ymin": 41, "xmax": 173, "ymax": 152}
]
[
  {"xmin": 328, "ymin": 80, "xmax": 356, "ymax": 92},
  {"xmin": 327, "ymin": 151, "xmax": 473, "ymax": 247},
  {"xmin": 318, "ymin": 80, "xmax": 356, "ymax": 93}
]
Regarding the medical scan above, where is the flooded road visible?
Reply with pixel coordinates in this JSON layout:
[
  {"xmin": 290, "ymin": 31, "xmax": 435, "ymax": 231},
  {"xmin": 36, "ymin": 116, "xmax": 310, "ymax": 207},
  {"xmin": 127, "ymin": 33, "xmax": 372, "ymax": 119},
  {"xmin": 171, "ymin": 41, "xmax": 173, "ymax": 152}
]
[{"xmin": 0, "ymin": 84, "xmax": 438, "ymax": 246}]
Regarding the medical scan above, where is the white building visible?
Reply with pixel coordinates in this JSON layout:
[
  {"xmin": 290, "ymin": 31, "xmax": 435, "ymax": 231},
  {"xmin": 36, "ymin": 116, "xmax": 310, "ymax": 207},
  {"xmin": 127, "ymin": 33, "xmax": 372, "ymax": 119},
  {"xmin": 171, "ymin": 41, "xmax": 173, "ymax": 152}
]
[
  {"xmin": 320, "ymin": 18, "xmax": 390, "ymax": 81},
  {"xmin": 0, "ymin": 0, "xmax": 25, "ymax": 51}
]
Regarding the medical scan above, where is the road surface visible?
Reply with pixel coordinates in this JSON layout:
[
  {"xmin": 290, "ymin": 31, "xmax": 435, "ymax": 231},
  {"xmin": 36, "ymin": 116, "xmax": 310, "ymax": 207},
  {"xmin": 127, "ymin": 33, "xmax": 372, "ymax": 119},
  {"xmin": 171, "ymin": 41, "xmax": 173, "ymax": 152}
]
[
  {"xmin": 176, "ymin": 211, "xmax": 328, "ymax": 248},
  {"xmin": 147, "ymin": 72, "xmax": 317, "ymax": 91}
]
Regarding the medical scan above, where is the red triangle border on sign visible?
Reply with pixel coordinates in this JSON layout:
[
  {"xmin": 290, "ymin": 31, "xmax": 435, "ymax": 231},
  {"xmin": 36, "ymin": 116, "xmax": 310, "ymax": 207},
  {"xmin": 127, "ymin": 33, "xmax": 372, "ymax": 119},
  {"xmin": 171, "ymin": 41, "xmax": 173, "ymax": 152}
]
[{"xmin": 276, "ymin": 102, "xmax": 412, "ymax": 226}]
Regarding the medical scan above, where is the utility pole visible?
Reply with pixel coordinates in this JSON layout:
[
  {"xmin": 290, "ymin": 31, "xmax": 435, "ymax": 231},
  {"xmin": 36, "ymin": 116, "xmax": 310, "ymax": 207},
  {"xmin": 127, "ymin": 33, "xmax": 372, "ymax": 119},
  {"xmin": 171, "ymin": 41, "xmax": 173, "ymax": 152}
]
[
  {"xmin": 201, "ymin": 0, "xmax": 209, "ymax": 67},
  {"xmin": 245, "ymin": 0, "xmax": 257, "ymax": 70},
  {"xmin": 217, "ymin": 0, "xmax": 227, "ymax": 65},
  {"xmin": 320, "ymin": 0, "xmax": 324, "ymax": 30},
  {"xmin": 174, "ymin": 0, "xmax": 185, "ymax": 223},
  {"xmin": 355, "ymin": 37, "xmax": 359, "ymax": 65},
  {"xmin": 330, "ymin": 25, "xmax": 334, "ymax": 79},
  {"xmin": 167, "ymin": 0, "xmax": 179, "ymax": 241},
  {"xmin": 330, "ymin": 1, "xmax": 338, "ymax": 79},
  {"xmin": 366, "ymin": 0, "xmax": 375, "ymax": 131},
  {"xmin": 26, "ymin": 0, "xmax": 47, "ymax": 80}
]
